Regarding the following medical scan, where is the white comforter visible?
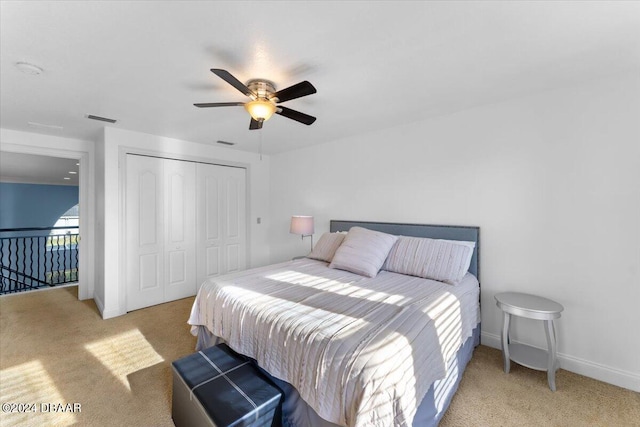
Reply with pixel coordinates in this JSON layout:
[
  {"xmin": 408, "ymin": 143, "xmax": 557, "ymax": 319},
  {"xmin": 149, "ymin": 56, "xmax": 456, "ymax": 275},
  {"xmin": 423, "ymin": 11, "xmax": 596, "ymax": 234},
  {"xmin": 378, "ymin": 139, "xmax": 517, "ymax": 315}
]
[{"xmin": 188, "ymin": 258, "xmax": 480, "ymax": 427}]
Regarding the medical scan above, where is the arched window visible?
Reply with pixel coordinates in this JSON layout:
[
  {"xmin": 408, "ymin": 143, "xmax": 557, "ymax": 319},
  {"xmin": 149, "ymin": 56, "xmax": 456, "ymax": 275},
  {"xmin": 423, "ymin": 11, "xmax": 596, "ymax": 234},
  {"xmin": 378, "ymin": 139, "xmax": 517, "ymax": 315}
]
[
  {"xmin": 47, "ymin": 204, "xmax": 79, "ymax": 283},
  {"xmin": 51, "ymin": 204, "xmax": 79, "ymax": 233}
]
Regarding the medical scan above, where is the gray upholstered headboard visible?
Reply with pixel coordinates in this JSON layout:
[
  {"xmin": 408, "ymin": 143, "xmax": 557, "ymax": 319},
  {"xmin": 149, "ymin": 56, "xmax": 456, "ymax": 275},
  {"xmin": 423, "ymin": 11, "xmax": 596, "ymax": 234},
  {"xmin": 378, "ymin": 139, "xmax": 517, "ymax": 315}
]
[{"xmin": 329, "ymin": 220, "xmax": 480, "ymax": 280}]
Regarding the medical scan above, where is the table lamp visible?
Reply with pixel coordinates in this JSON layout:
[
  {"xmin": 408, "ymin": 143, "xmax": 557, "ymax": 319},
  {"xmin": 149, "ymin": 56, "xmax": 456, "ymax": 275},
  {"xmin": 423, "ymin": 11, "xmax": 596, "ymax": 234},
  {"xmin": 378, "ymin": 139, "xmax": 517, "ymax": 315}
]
[{"xmin": 290, "ymin": 215, "xmax": 314, "ymax": 253}]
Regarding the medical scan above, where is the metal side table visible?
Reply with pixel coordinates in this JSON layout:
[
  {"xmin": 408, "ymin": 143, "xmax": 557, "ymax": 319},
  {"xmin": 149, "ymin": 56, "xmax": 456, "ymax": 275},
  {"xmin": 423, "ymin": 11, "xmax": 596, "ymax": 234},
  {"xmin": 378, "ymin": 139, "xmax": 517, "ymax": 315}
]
[{"xmin": 495, "ymin": 292, "xmax": 564, "ymax": 391}]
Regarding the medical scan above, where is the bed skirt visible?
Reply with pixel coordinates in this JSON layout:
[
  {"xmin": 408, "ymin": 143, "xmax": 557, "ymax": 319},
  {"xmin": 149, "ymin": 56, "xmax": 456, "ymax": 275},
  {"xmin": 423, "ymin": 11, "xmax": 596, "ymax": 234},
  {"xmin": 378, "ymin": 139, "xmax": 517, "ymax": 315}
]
[{"xmin": 193, "ymin": 324, "xmax": 480, "ymax": 427}]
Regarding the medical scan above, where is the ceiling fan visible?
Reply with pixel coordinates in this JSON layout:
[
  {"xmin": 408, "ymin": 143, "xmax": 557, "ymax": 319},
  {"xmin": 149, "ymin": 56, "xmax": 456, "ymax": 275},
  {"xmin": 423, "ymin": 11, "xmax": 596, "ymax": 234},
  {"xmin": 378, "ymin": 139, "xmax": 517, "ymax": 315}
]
[{"xmin": 194, "ymin": 69, "xmax": 317, "ymax": 130}]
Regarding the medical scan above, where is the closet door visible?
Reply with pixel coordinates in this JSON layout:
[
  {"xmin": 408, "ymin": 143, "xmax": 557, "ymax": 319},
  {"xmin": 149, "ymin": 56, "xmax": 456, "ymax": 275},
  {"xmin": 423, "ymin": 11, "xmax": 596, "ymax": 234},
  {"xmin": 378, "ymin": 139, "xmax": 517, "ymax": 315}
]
[
  {"xmin": 196, "ymin": 164, "xmax": 246, "ymax": 286},
  {"xmin": 126, "ymin": 155, "xmax": 165, "ymax": 311},
  {"xmin": 163, "ymin": 159, "xmax": 196, "ymax": 302}
]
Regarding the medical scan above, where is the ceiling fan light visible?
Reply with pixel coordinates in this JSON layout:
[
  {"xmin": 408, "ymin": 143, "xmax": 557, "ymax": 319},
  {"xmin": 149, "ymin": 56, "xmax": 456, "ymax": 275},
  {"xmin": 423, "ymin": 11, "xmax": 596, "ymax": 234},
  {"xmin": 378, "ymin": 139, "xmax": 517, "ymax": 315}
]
[{"xmin": 244, "ymin": 99, "xmax": 276, "ymax": 121}]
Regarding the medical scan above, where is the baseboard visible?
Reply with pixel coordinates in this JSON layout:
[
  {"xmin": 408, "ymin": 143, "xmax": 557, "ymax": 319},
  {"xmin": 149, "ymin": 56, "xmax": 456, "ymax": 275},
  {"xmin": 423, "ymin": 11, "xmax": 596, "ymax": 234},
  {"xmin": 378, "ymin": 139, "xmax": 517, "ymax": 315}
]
[{"xmin": 481, "ymin": 331, "xmax": 640, "ymax": 392}]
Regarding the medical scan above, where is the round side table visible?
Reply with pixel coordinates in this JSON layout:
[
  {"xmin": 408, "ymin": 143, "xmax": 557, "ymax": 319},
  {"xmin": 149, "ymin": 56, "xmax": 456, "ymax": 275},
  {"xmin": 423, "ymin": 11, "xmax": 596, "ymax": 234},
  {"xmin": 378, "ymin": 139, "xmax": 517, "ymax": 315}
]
[{"xmin": 495, "ymin": 292, "xmax": 564, "ymax": 391}]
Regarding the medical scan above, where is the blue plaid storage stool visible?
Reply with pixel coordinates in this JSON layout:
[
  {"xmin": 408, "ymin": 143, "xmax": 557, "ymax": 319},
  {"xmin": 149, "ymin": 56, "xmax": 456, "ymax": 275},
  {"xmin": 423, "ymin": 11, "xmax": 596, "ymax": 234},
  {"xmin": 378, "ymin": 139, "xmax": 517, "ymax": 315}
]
[{"xmin": 172, "ymin": 344, "xmax": 283, "ymax": 427}]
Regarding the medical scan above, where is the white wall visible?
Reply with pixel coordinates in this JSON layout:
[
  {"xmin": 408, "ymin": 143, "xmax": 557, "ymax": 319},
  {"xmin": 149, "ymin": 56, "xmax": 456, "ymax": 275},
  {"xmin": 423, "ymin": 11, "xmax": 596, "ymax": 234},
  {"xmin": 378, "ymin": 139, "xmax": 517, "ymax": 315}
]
[
  {"xmin": 94, "ymin": 127, "xmax": 270, "ymax": 319},
  {"xmin": 0, "ymin": 128, "xmax": 96, "ymax": 301},
  {"xmin": 268, "ymin": 73, "xmax": 640, "ymax": 391}
]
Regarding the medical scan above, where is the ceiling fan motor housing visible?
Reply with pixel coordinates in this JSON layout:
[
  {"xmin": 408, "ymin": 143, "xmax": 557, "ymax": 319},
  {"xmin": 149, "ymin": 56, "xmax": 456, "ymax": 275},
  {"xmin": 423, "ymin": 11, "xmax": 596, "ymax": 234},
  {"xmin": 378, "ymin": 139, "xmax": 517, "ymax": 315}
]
[{"xmin": 247, "ymin": 79, "xmax": 277, "ymax": 101}]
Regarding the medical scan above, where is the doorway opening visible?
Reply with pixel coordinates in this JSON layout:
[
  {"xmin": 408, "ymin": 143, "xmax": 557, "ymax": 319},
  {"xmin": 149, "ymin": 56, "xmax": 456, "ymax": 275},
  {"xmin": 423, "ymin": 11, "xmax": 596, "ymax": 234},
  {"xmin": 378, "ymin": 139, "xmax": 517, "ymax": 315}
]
[{"xmin": 0, "ymin": 148, "xmax": 90, "ymax": 299}]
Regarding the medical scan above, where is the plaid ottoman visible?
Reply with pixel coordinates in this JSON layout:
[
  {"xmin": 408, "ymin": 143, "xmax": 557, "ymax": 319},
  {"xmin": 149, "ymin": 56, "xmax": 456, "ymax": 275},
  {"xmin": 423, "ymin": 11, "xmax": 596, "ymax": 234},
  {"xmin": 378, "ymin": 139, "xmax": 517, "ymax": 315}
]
[{"xmin": 172, "ymin": 344, "xmax": 283, "ymax": 427}]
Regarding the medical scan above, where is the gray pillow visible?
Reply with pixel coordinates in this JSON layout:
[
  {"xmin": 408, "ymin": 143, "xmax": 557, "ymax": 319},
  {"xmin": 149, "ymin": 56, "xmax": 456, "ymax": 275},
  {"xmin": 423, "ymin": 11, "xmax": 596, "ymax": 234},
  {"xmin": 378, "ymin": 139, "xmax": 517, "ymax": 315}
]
[
  {"xmin": 329, "ymin": 226, "xmax": 398, "ymax": 277},
  {"xmin": 382, "ymin": 236, "xmax": 474, "ymax": 284},
  {"xmin": 307, "ymin": 232, "xmax": 346, "ymax": 262}
]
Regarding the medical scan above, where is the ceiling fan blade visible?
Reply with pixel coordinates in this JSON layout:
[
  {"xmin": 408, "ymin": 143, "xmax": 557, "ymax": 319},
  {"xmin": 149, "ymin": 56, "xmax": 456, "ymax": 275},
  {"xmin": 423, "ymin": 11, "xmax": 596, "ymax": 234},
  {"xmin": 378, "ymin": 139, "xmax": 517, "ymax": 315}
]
[
  {"xmin": 273, "ymin": 81, "xmax": 316, "ymax": 103},
  {"xmin": 276, "ymin": 106, "xmax": 316, "ymax": 125},
  {"xmin": 211, "ymin": 69, "xmax": 255, "ymax": 98},
  {"xmin": 249, "ymin": 118, "xmax": 263, "ymax": 130},
  {"xmin": 194, "ymin": 102, "xmax": 245, "ymax": 108}
]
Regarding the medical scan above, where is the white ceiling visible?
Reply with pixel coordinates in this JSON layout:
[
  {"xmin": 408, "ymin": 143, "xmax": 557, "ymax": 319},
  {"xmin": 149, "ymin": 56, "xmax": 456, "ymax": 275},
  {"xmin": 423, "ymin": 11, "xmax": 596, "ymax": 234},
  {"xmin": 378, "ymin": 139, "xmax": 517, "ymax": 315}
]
[
  {"xmin": 0, "ymin": 152, "xmax": 79, "ymax": 186},
  {"xmin": 1, "ymin": 1, "xmax": 639, "ymax": 155}
]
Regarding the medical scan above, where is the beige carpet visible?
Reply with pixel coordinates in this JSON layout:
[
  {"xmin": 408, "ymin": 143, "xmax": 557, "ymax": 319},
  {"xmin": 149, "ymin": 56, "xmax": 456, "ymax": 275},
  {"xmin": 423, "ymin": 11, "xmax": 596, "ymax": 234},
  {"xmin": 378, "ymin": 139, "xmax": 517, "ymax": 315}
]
[{"xmin": 1, "ymin": 287, "xmax": 638, "ymax": 427}]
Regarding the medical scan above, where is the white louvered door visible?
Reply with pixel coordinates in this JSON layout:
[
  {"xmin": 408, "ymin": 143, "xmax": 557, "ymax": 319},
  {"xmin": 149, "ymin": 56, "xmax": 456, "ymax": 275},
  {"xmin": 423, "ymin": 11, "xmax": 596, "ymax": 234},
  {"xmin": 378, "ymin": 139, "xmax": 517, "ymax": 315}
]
[
  {"xmin": 196, "ymin": 163, "xmax": 246, "ymax": 287},
  {"xmin": 126, "ymin": 155, "xmax": 246, "ymax": 311}
]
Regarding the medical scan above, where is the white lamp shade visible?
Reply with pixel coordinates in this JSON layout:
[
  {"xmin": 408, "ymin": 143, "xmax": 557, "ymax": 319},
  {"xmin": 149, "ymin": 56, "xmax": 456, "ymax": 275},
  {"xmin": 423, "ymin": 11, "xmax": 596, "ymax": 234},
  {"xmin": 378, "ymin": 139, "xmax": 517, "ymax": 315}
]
[{"xmin": 290, "ymin": 216, "xmax": 314, "ymax": 235}]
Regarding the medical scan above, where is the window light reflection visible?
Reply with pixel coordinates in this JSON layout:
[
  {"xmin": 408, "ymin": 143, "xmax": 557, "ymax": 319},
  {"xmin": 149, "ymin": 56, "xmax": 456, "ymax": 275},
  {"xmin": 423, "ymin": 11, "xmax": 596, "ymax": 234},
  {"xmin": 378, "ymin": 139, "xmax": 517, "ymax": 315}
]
[
  {"xmin": 85, "ymin": 329, "xmax": 164, "ymax": 391},
  {"xmin": 225, "ymin": 284, "xmax": 363, "ymax": 329},
  {"xmin": 265, "ymin": 270, "xmax": 409, "ymax": 305},
  {"xmin": 423, "ymin": 292, "xmax": 463, "ymax": 362},
  {"xmin": 0, "ymin": 360, "xmax": 77, "ymax": 426}
]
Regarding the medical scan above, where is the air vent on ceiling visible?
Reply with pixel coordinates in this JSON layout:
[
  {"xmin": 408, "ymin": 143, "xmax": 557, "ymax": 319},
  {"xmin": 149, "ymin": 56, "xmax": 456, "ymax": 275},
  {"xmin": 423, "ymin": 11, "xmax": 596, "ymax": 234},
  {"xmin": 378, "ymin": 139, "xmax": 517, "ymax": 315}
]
[
  {"xmin": 216, "ymin": 140, "xmax": 235, "ymax": 146},
  {"xmin": 86, "ymin": 114, "xmax": 117, "ymax": 124}
]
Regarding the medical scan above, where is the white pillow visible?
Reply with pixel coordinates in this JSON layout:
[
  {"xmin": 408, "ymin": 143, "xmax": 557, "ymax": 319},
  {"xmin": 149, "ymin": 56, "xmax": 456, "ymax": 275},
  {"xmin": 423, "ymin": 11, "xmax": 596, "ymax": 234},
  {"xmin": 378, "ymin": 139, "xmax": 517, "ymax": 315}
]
[
  {"xmin": 307, "ymin": 232, "xmax": 346, "ymax": 263},
  {"xmin": 329, "ymin": 227, "xmax": 398, "ymax": 278},
  {"xmin": 382, "ymin": 236, "xmax": 475, "ymax": 285}
]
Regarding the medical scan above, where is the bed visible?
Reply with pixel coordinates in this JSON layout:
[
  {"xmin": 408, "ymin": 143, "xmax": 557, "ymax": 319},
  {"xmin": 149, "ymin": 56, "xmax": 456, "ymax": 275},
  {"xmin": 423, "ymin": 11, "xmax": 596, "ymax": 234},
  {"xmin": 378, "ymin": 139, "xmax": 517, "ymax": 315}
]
[{"xmin": 188, "ymin": 220, "xmax": 481, "ymax": 427}]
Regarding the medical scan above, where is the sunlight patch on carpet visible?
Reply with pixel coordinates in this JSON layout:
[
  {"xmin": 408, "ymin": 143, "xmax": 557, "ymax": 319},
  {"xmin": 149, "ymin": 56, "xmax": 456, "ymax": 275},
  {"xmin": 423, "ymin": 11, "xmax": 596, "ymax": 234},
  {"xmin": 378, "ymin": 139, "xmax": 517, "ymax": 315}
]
[
  {"xmin": 85, "ymin": 329, "xmax": 164, "ymax": 391},
  {"xmin": 0, "ymin": 360, "xmax": 77, "ymax": 427}
]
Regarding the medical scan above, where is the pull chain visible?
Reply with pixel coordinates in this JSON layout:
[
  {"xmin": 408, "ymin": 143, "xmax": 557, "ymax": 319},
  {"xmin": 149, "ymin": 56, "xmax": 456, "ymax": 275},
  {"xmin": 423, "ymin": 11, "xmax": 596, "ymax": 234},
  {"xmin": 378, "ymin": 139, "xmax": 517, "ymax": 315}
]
[{"xmin": 259, "ymin": 128, "xmax": 263, "ymax": 161}]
